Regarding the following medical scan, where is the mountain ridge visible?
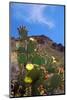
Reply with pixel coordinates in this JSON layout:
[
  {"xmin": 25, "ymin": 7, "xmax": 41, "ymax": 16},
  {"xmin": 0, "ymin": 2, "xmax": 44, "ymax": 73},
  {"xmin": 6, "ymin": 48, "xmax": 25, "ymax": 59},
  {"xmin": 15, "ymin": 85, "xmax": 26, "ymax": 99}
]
[{"xmin": 11, "ymin": 34, "xmax": 64, "ymax": 52}]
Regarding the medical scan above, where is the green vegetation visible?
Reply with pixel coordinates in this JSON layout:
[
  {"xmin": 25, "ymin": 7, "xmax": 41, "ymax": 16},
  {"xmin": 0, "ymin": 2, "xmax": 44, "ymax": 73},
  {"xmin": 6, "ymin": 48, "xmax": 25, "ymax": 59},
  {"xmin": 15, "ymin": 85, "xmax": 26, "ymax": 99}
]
[{"xmin": 10, "ymin": 25, "xmax": 64, "ymax": 97}]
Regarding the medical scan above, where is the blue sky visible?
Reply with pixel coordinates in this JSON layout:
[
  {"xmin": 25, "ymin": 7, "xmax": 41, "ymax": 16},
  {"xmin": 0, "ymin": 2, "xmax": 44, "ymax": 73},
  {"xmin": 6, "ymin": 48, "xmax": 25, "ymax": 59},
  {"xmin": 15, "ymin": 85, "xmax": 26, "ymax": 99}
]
[{"xmin": 10, "ymin": 2, "xmax": 64, "ymax": 45}]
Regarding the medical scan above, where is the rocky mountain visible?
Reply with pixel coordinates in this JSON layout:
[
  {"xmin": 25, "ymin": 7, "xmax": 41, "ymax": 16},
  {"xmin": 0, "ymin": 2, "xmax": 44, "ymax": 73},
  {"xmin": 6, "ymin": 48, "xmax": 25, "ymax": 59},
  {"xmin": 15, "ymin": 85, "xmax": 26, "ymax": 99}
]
[
  {"xmin": 11, "ymin": 35, "xmax": 65, "ymax": 66},
  {"xmin": 31, "ymin": 35, "xmax": 64, "ymax": 52}
]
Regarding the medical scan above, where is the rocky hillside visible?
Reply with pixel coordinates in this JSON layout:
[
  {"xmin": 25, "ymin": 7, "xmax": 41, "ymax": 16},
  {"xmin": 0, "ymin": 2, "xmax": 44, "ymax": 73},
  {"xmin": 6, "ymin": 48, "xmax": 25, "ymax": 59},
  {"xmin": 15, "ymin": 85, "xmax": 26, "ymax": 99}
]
[
  {"xmin": 10, "ymin": 35, "xmax": 65, "ymax": 97},
  {"xmin": 11, "ymin": 35, "xmax": 65, "ymax": 66}
]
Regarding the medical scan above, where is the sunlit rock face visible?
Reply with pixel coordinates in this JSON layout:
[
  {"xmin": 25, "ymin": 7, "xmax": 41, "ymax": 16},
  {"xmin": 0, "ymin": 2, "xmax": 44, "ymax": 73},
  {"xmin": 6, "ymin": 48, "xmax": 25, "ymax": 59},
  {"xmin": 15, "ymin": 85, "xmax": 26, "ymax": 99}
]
[
  {"xmin": 11, "ymin": 52, "xmax": 18, "ymax": 64},
  {"xmin": 10, "ymin": 63, "xmax": 19, "ymax": 80},
  {"xmin": 10, "ymin": 51, "xmax": 26, "ymax": 80},
  {"xmin": 10, "ymin": 51, "xmax": 19, "ymax": 80}
]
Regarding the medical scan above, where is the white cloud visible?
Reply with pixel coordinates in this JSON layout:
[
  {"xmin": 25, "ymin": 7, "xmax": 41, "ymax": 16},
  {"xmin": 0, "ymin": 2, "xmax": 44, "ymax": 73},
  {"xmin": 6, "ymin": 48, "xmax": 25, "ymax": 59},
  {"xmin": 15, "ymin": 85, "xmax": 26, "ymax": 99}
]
[
  {"xmin": 11, "ymin": 4, "xmax": 55, "ymax": 29},
  {"xmin": 27, "ymin": 5, "xmax": 55, "ymax": 29}
]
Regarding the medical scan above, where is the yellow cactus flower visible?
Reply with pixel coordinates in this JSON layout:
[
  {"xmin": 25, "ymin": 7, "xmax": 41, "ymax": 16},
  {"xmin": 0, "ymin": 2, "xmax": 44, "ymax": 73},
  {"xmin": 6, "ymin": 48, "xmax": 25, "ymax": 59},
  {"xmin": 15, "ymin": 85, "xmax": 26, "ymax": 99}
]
[
  {"xmin": 26, "ymin": 63, "xmax": 34, "ymax": 71},
  {"xmin": 51, "ymin": 56, "xmax": 55, "ymax": 60},
  {"xmin": 51, "ymin": 56, "xmax": 57, "ymax": 63},
  {"xmin": 29, "ymin": 37, "xmax": 35, "ymax": 41},
  {"xmin": 24, "ymin": 76, "xmax": 32, "ymax": 83},
  {"xmin": 53, "ymin": 59, "xmax": 57, "ymax": 63},
  {"xmin": 34, "ymin": 49, "xmax": 37, "ymax": 51}
]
